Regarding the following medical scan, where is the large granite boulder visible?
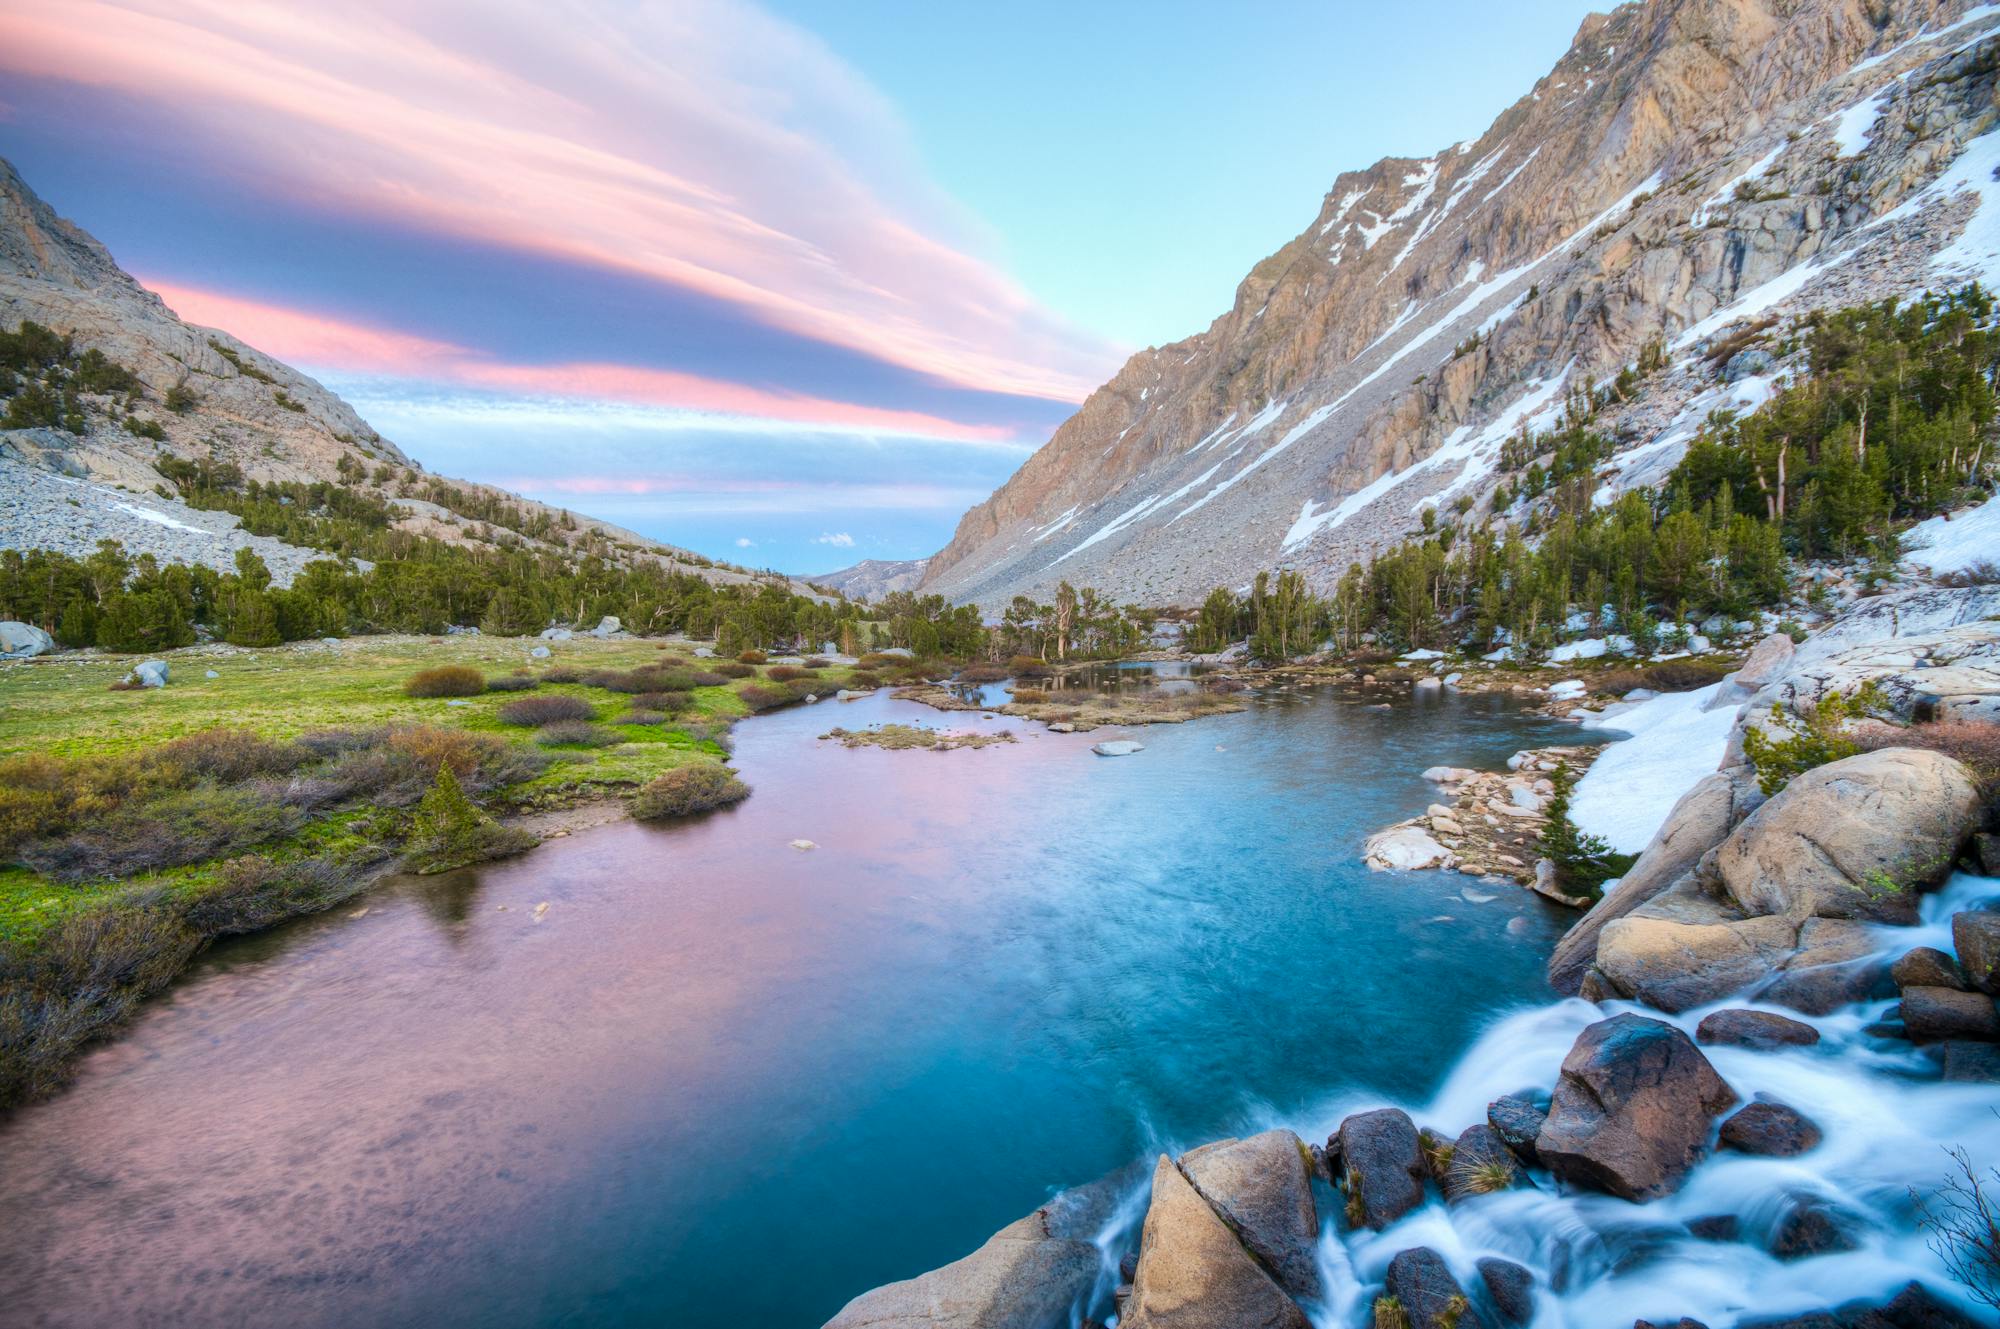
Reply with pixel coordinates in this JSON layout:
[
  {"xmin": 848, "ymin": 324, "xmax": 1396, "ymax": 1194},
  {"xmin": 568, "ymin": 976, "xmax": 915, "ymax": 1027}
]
[
  {"xmin": 130, "ymin": 659, "xmax": 169, "ymax": 688},
  {"xmin": 1703, "ymin": 632, "xmax": 1795, "ymax": 712},
  {"xmin": 1330, "ymin": 1108, "xmax": 1428, "ymax": 1230},
  {"xmin": 0, "ymin": 621, "xmax": 54, "ymax": 657},
  {"xmin": 1535, "ymin": 1014, "xmax": 1736, "ymax": 1200},
  {"xmin": 1548, "ymin": 770, "xmax": 1756, "ymax": 994},
  {"xmin": 822, "ymin": 1177, "xmax": 1121, "ymax": 1329},
  {"xmin": 1382, "ymin": 1248, "xmax": 1492, "ymax": 1329},
  {"xmin": 1177, "ymin": 1130, "xmax": 1320, "ymax": 1303},
  {"xmin": 1714, "ymin": 748, "xmax": 1982, "ymax": 924},
  {"xmin": 1122, "ymin": 1156, "xmax": 1310, "ymax": 1329}
]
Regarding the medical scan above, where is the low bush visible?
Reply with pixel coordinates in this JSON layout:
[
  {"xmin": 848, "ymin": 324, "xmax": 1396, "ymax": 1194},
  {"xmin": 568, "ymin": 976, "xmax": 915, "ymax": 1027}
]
[
  {"xmin": 542, "ymin": 665, "xmax": 583, "ymax": 684},
  {"xmin": 803, "ymin": 658, "xmax": 830, "ymax": 669},
  {"xmin": 846, "ymin": 671, "xmax": 880, "ymax": 689},
  {"xmin": 1645, "ymin": 659, "xmax": 1732, "ymax": 691},
  {"xmin": 486, "ymin": 673, "xmax": 538, "ymax": 692},
  {"xmin": 736, "ymin": 684, "xmax": 791, "ymax": 712},
  {"xmin": 623, "ymin": 709, "xmax": 668, "ymax": 726},
  {"xmin": 630, "ymin": 764, "xmax": 750, "ymax": 820},
  {"xmin": 20, "ymin": 785, "xmax": 304, "ymax": 883},
  {"xmin": 1938, "ymin": 559, "xmax": 2000, "ymax": 587},
  {"xmin": 1006, "ymin": 655, "xmax": 1050, "ymax": 677},
  {"xmin": 631, "ymin": 690, "xmax": 691, "ymax": 713},
  {"xmin": 713, "ymin": 662, "xmax": 754, "ymax": 679},
  {"xmin": 404, "ymin": 666, "xmax": 486, "ymax": 698},
  {"xmin": 150, "ymin": 729, "xmax": 314, "ymax": 783},
  {"xmin": 496, "ymin": 694, "xmax": 595, "ymax": 726},
  {"xmin": 857, "ymin": 652, "xmax": 897, "ymax": 668},
  {"xmin": 957, "ymin": 664, "xmax": 1009, "ymax": 683},
  {"xmin": 183, "ymin": 854, "xmax": 370, "ymax": 936},
  {"xmin": 1855, "ymin": 718, "xmax": 2000, "ymax": 790},
  {"xmin": 737, "ymin": 650, "xmax": 767, "ymax": 664},
  {"xmin": 766, "ymin": 665, "xmax": 816, "ymax": 682},
  {"xmin": 688, "ymin": 670, "xmax": 728, "ymax": 687},
  {"xmin": 534, "ymin": 720, "xmax": 616, "ymax": 747}
]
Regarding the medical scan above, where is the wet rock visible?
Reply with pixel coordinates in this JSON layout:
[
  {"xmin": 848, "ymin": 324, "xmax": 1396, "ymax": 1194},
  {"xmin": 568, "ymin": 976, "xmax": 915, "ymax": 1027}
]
[
  {"xmin": 1178, "ymin": 1130, "xmax": 1320, "ymax": 1303},
  {"xmin": 1695, "ymin": 1009, "xmax": 1820, "ymax": 1050},
  {"xmin": 1894, "ymin": 946, "xmax": 1970, "ymax": 992},
  {"xmin": 1951, "ymin": 912, "xmax": 2000, "ymax": 995},
  {"xmin": 1535, "ymin": 1014, "xmax": 1736, "ymax": 1201},
  {"xmin": 1443, "ymin": 1123, "xmax": 1520, "ymax": 1201},
  {"xmin": 1900, "ymin": 986, "xmax": 2000, "ymax": 1043},
  {"xmin": 1476, "ymin": 1258, "xmax": 1534, "ymax": 1326},
  {"xmin": 1941, "ymin": 1040, "xmax": 2000, "ymax": 1082},
  {"xmin": 1718, "ymin": 1100, "xmax": 1822, "ymax": 1156},
  {"xmin": 1739, "ymin": 1281, "xmax": 1983, "ymax": 1329},
  {"xmin": 1330, "ymin": 1108, "xmax": 1428, "ymax": 1229},
  {"xmin": 1975, "ymin": 832, "xmax": 2000, "ymax": 877},
  {"xmin": 1383, "ymin": 1247, "xmax": 1492, "ymax": 1329},
  {"xmin": 1714, "ymin": 749, "xmax": 1983, "ymax": 924},
  {"xmin": 1486, "ymin": 1094, "xmax": 1549, "ymax": 1165},
  {"xmin": 1594, "ymin": 906, "xmax": 1797, "ymax": 1013},
  {"xmin": 823, "ymin": 1173, "xmax": 1123, "ymax": 1329},
  {"xmin": 1768, "ymin": 1194, "xmax": 1859, "ymax": 1260},
  {"xmin": 1119, "ymin": 1251, "xmax": 1138, "ymax": 1282},
  {"xmin": 1685, "ymin": 1214, "xmax": 1738, "ymax": 1242},
  {"xmin": 1756, "ymin": 919, "xmax": 1891, "ymax": 1015},
  {"xmin": 1122, "ymin": 1156, "xmax": 1309, "ymax": 1329},
  {"xmin": 1636, "ymin": 1321, "xmax": 1709, "ymax": 1329}
]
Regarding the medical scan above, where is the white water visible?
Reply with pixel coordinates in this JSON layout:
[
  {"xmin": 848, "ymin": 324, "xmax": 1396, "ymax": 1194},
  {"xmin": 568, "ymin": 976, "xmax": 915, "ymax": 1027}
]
[{"xmin": 1090, "ymin": 871, "xmax": 2000, "ymax": 1328}]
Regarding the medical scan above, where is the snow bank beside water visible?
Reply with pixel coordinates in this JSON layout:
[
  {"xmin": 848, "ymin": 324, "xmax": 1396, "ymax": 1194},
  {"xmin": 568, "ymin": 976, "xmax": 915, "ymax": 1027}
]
[
  {"xmin": 1901, "ymin": 490, "xmax": 2000, "ymax": 574},
  {"xmin": 1570, "ymin": 683, "xmax": 1738, "ymax": 854}
]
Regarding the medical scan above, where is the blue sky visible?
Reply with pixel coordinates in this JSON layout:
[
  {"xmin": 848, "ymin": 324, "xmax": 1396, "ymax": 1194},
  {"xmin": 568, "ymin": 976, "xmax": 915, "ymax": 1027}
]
[{"xmin": 0, "ymin": 0, "xmax": 1600, "ymax": 573}]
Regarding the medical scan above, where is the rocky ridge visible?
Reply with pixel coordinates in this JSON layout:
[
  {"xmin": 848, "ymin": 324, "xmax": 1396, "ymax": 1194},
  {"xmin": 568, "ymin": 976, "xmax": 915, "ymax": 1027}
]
[{"xmin": 923, "ymin": 0, "xmax": 2000, "ymax": 610}]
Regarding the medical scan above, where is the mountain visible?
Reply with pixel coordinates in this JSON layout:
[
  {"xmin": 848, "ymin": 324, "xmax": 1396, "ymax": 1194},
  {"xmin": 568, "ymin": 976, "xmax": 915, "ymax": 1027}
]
[
  {"xmin": 922, "ymin": 0, "xmax": 2000, "ymax": 610},
  {"xmin": 0, "ymin": 157, "xmax": 808, "ymax": 594},
  {"xmin": 806, "ymin": 558, "xmax": 931, "ymax": 601}
]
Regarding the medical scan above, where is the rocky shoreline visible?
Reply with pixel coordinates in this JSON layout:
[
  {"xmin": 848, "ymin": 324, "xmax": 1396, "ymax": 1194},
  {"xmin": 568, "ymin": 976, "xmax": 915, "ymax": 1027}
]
[{"xmin": 823, "ymin": 598, "xmax": 2000, "ymax": 1329}]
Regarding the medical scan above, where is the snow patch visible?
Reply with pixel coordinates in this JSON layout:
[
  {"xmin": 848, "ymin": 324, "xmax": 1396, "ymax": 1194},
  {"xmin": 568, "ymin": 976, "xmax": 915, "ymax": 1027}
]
[
  {"xmin": 110, "ymin": 501, "xmax": 212, "ymax": 535},
  {"xmin": 1901, "ymin": 491, "xmax": 2000, "ymax": 574},
  {"xmin": 1572, "ymin": 683, "xmax": 1740, "ymax": 853}
]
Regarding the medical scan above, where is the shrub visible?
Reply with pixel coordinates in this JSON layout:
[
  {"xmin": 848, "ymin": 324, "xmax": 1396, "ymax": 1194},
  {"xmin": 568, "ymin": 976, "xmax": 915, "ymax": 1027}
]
[
  {"xmin": 623, "ymin": 709, "xmax": 668, "ymax": 726},
  {"xmin": 767, "ymin": 665, "xmax": 815, "ymax": 682},
  {"xmin": 496, "ymin": 694, "xmax": 594, "ymax": 726},
  {"xmin": 630, "ymin": 764, "xmax": 750, "ymax": 819},
  {"xmin": 737, "ymin": 650, "xmax": 767, "ymax": 664},
  {"xmin": 1644, "ymin": 660, "xmax": 1731, "ymax": 691},
  {"xmin": 1743, "ymin": 683, "xmax": 1887, "ymax": 794},
  {"xmin": 1938, "ymin": 559, "xmax": 2000, "ymax": 587},
  {"xmin": 688, "ymin": 670, "xmax": 728, "ymax": 687},
  {"xmin": 147, "ymin": 729, "xmax": 313, "ymax": 782},
  {"xmin": 857, "ymin": 652, "xmax": 897, "ymax": 668},
  {"xmin": 846, "ymin": 671, "xmax": 880, "ymax": 689},
  {"xmin": 631, "ymin": 690, "xmax": 691, "ymax": 713},
  {"xmin": 803, "ymin": 658, "xmax": 830, "ymax": 669},
  {"xmin": 486, "ymin": 673, "xmax": 538, "ymax": 692},
  {"xmin": 957, "ymin": 664, "xmax": 1008, "ymax": 683},
  {"xmin": 1855, "ymin": 719, "xmax": 2000, "ymax": 790},
  {"xmin": 404, "ymin": 666, "xmax": 485, "ymax": 698},
  {"xmin": 534, "ymin": 720, "xmax": 616, "ymax": 747},
  {"xmin": 736, "ymin": 684, "xmax": 790, "ymax": 712},
  {"xmin": 1006, "ymin": 655, "xmax": 1050, "ymax": 677},
  {"xmin": 183, "ymin": 855, "xmax": 368, "ymax": 935},
  {"xmin": 714, "ymin": 661, "xmax": 755, "ymax": 678},
  {"xmin": 542, "ymin": 665, "xmax": 583, "ymax": 684},
  {"xmin": 19, "ymin": 785, "xmax": 303, "ymax": 883},
  {"xmin": 403, "ymin": 764, "xmax": 535, "ymax": 873}
]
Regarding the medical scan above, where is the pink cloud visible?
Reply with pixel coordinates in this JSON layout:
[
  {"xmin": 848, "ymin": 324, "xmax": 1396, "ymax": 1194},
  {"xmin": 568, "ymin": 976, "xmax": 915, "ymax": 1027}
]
[
  {"xmin": 146, "ymin": 278, "xmax": 1015, "ymax": 443},
  {"xmin": 2, "ymin": 0, "xmax": 1124, "ymax": 402}
]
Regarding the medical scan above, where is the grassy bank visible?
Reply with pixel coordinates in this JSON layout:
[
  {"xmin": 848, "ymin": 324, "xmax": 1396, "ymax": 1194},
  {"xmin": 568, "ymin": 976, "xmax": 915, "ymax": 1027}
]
[{"xmin": 0, "ymin": 632, "xmax": 874, "ymax": 1105}]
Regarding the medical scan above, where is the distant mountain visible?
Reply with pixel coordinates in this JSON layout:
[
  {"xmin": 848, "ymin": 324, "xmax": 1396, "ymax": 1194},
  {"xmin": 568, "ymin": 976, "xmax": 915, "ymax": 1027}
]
[
  {"xmin": 0, "ymin": 156, "xmax": 812, "ymax": 594},
  {"xmin": 806, "ymin": 558, "xmax": 930, "ymax": 601},
  {"xmin": 923, "ymin": 0, "xmax": 2000, "ymax": 609}
]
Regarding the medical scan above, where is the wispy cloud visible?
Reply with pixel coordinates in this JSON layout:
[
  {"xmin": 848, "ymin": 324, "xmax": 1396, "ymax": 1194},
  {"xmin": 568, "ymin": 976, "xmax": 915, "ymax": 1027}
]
[
  {"xmin": 813, "ymin": 532, "xmax": 856, "ymax": 547},
  {"xmin": 147, "ymin": 279, "xmax": 1018, "ymax": 443},
  {"xmin": 3, "ymin": 0, "xmax": 1123, "ymax": 401}
]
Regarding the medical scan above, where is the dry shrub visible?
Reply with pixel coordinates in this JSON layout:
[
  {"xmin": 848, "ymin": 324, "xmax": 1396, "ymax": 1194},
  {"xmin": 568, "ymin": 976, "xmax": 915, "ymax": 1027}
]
[
  {"xmin": 19, "ymin": 785, "xmax": 304, "ymax": 883},
  {"xmin": 496, "ymin": 694, "xmax": 595, "ymax": 726},
  {"xmin": 957, "ymin": 664, "xmax": 1009, "ymax": 683},
  {"xmin": 1646, "ymin": 660, "xmax": 1731, "ymax": 691},
  {"xmin": 486, "ymin": 673, "xmax": 538, "ymax": 692},
  {"xmin": 404, "ymin": 666, "xmax": 486, "ymax": 698},
  {"xmin": 542, "ymin": 665, "xmax": 582, "ymax": 684},
  {"xmin": 803, "ymin": 658, "xmax": 830, "ymax": 669},
  {"xmin": 183, "ymin": 855, "xmax": 368, "ymax": 936},
  {"xmin": 1938, "ymin": 559, "xmax": 2000, "ymax": 587},
  {"xmin": 856, "ymin": 652, "xmax": 898, "ymax": 668},
  {"xmin": 1593, "ymin": 669, "xmax": 1649, "ymax": 695},
  {"xmin": 623, "ymin": 709, "xmax": 668, "ymax": 726},
  {"xmin": 148, "ymin": 729, "xmax": 313, "ymax": 783},
  {"xmin": 736, "ymin": 684, "xmax": 790, "ymax": 712},
  {"xmin": 767, "ymin": 665, "xmax": 815, "ymax": 682},
  {"xmin": 535, "ymin": 720, "xmax": 616, "ymax": 748},
  {"xmin": 846, "ymin": 671, "xmax": 880, "ymax": 689},
  {"xmin": 1855, "ymin": 719, "xmax": 2000, "ymax": 789},
  {"xmin": 737, "ymin": 649, "xmax": 767, "ymax": 664},
  {"xmin": 1007, "ymin": 655, "xmax": 1050, "ymax": 677},
  {"xmin": 631, "ymin": 690, "xmax": 691, "ymax": 713},
  {"xmin": 630, "ymin": 764, "xmax": 749, "ymax": 819},
  {"xmin": 714, "ymin": 661, "xmax": 755, "ymax": 679},
  {"xmin": 688, "ymin": 670, "xmax": 727, "ymax": 687}
]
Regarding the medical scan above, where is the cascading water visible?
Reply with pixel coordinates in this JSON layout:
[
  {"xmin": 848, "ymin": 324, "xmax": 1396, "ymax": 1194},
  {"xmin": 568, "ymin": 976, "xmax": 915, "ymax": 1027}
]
[{"xmin": 1084, "ymin": 871, "xmax": 2000, "ymax": 1327}]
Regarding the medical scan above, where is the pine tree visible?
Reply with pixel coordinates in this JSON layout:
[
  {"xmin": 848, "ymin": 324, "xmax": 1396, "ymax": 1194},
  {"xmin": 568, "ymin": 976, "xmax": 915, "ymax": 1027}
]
[{"xmin": 1538, "ymin": 761, "xmax": 1635, "ymax": 897}]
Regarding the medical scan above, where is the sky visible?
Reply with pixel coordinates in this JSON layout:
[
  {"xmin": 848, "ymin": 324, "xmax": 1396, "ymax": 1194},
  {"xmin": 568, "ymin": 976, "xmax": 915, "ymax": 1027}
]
[{"xmin": 0, "ymin": 0, "xmax": 1601, "ymax": 574}]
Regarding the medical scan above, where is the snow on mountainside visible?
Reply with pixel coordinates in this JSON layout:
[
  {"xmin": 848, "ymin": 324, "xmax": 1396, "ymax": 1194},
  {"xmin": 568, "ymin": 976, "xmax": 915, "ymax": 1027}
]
[
  {"xmin": 805, "ymin": 558, "xmax": 931, "ymax": 601},
  {"xmin": 923, "ymin": 0, "xmax": 2000, "ymax": 611}
]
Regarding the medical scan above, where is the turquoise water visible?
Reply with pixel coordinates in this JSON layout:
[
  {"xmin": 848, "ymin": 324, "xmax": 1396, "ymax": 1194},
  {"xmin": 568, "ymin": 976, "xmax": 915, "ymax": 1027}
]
[{"xmin": 0, "ymin": 682, "xmax": 1579, "ymax": 1328}]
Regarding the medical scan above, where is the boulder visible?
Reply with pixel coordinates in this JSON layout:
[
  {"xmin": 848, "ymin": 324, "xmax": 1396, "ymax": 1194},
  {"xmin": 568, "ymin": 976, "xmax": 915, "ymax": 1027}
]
[
  {"xmin": 1951, "ymin": 912, "xmax": 2000, "ymax": 996},
  {"xmin": 1900, "ymin": 987, "xmax": 2000, "ymax": 1043},
  {"xmin": 1715, "ymin": 749, "xmax": 1982, "ymax": 923},
  {"xmin": 1330, "ymin": 1108, "xmax": 1428, "ymax": 1230},
  {"xmin": 1695, "ymin": 1009, "xmax": 1819, "ymax": 1050},
  {"xmin": 1941, "ymin": 1040, "xmax": 2000, "ymax": 1082},
  {"xmin": 1122, "ymin": 1156, "xmax": 1309, "ymax": 1329},
  {"xmin": 1364, "ymin": 826, "xmax": 1454, "ymax": 871},
  {"xmin": 1548, "ymin": 770, "xmax": 1754, "ymax": 994},
  {"xmin": 530, "ymin": 645, "xmax": 552, "ymax": 659},
  {"xmin": 1177, "ymin": 1130, "xmax": 1320, "ymax": 1303},
  {"xmin": 589, "ymin": 615, "xmax": 622, "ymax": 637},
  {"xmin": 822, "ymin": 1175, "xmax": 1123, "ymax": 1329},
  {"xmin": 1475, "ymin": 1258, "xmax": 1534, "ymax": 1326},
  {"xmin": 130, "ymin": 659, "xmax": 169, "ymax": 688},
  {"xmin": 1894, "ymin": 946, "xmax": 1970, "ymax": 993},
  {"xmin": 1704, "ymin": 632, "xmax": 1794, "ymax": 712},
  {"xmin": 1718, "ymin": 1100, "xmax": 1822, "ymax": 1156},
  {"xmin": 1534, "ymin": 1014, "xmax": 1736, "ymax": 1200},
  {"xmin": 1755, "ymin": 918, "xmax": 1891, "ymax": 1015},
  {"xmin": 1594, "ymin": 907, "xmax": 1800, "ymax": 1013},
  {"xmin": 1769, "ymin": 1194, "xmax": 1859, "ymax": 1260},
  {"xmin": 1092, "ymin": 740, "xmax": 1144, "ymax": 757},
  {"xmin": 1723, "ymin": 347, "xmax": 1775, "ymax": 383},
  {"xmin": 1486, "ymin": 1094, "xmax": 1548, "ymax": 1165},
  {"xmin": 1382, "ymin": 1248, "xmax": 1492, "ymax": 1329},
  {"xmin": 538, "ymin": 627, "xmax": 573, "ymax": 641},
  {"xmin": 0, "ymin": 621, "xmax": 54, "ymax": 657},
  {"xmin": 1976, "ymin": 832, "xmax": 2000, "ymax": 877}
]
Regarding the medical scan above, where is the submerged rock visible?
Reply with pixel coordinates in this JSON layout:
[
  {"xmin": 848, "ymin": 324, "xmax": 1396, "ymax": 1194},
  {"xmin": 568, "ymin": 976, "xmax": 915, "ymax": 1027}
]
[
  {"xmin": 1475, "ymin": 1258, "xmax": 1534, "ymax": 1326},
  {"xmin": 1092, "ymin": 739, "xmax": 1144, "ymax": 757},
  {"xmin": 1739, "ymin": 1281, "xmax": 1979, "ymax": 1329},
  {"xmin": 1177, "ymin": 1130, "xmax": 1320, "ymax": 1303},
  {"xmin": 1330, "ymin": 1108, "xmax": 1428, "ymax": 1229},
  {"xmin": 1122, "ymin": 1156, "xmax": 1309, "ymax": 1329},
  {"xmin": 1535, "ymin": 1014, "xmax": 1735, "ymax": 1201}
]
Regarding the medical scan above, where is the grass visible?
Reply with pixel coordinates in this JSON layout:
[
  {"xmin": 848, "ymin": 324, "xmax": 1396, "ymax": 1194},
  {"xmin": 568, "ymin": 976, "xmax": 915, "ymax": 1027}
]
[{"xmin": 819, "ymin": 724, "xmax": 1016, "ymax": 751}]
